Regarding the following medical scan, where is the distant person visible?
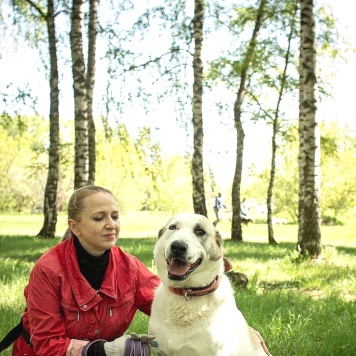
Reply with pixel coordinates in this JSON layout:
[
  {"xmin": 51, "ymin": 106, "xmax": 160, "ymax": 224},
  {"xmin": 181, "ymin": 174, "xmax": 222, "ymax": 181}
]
[
  {"xmin": 241, "ymin": 197, "xmax": 249, "ymax": 219},
  {"xmin": 213, "ymin": 192, "xmax": 228, "ymax": 226}
]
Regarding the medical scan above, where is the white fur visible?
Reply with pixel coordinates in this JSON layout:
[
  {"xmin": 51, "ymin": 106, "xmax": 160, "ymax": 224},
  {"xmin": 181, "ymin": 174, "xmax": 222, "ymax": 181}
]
[{"xmin": 149, "ymin": 213, "xmax": 267, "ymax": 356}]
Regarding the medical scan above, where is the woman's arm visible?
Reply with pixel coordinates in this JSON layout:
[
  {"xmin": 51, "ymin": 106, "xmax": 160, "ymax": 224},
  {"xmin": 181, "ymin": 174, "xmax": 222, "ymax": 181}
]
[
  {"xmin": 133, "ymin": 258, "xmax": 160, "ymax": 316},
  {"xmin": 26, "ymin": 265, "xmax": 74, "ymax": 355}
]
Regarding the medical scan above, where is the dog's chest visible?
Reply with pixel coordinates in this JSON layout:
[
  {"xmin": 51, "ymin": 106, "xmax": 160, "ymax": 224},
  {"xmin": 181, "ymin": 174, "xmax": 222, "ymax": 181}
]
[
  {"xmin": 149, "ymin": 292, "xmax": 245, "ymax": 356},
  {"xmin": 151, "ymin": 284, "xmax": 228, "ymax": 329},
  {"xmin": 167, "ymin": 298, "xmax": 216, "ymax": 326}
]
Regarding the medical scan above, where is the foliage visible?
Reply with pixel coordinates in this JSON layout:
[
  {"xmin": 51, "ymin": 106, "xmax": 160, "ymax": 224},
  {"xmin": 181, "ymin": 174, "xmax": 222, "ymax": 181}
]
[
  {"xmin": 321, "ymin": 214, "xmax": 343, "ymax": 226},
  {"xmin": 1, "ymin": 116, "xmax": 355, "ymax": 223},
  {"xmin": 0, "ymin": 116, "xmax": 48, "ymax": 212},
  {"xmin": 205, "ymin": 0, "xmax": 300, "ymax": 115},
  {"xmin": 0, "ymin": 116, "xmax": 195, "ymax": 214},
  {"xmin": 240, "ymin": 124, "xmax": 299, "ymax": 222},
  {"xmin": 99, "ymin": 0, "xmax": 194, "ymax": 120},
  {"xmin": 239, "ymin": 121, "xmax": 356, "ymax": 223},
  {"xmin": 320, "ymin": 122, "xmax": 356, "ymax": 218},
  {"xmin": 95, "ymin": 124, "xmax": 193, "ymax": 213}
]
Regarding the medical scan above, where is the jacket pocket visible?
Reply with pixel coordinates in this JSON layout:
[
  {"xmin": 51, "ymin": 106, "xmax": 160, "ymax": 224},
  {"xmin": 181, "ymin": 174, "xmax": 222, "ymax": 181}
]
[
  {"xmin": 61, "ymin": 302, "xmax": 89, "ymax": 339},
  {"xmin": 103, "ymin": 292, "xmax": 136, "ymax": 340},
  {"xmin": 109, "ymin": 291, "xmax": 135, "ymax": 312}
]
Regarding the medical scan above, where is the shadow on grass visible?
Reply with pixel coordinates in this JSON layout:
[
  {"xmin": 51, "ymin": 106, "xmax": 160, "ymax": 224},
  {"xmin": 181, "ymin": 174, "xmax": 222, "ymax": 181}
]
[
  {"xmin": 224, "ymin": 239, "xmax": 356, "ymax": 261},
  {"xmin": 0, "ymin": 235, "xmax": 58, "ymax": 259},
  {"xmin": 0, "ymin": 235, "xmax": 157, "ymax": 283},
  {"xmin": 223, "ymin": 240, "xmax": 297, "ymax": 261},
  {"xmin": 334, "ymin": 245, "xmax": 356, "ymax": 255},
  {"xmin": 234, "ymin": 287, "xmax": 356, "ymax": 356}
]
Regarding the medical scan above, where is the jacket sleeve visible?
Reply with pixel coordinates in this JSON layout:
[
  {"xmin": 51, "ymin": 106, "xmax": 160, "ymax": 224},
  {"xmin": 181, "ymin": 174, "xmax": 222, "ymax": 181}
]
[
  {"xmin": 26, "ymin": 264, "xmax": 86, "ymax": 356},
  {"xmin": 133, "ymin": 258, "xmax": 160, "ymax": 316}
]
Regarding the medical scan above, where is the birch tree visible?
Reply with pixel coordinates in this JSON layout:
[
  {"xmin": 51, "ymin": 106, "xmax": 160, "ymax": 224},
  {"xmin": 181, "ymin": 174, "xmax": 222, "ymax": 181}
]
[
  {"xmin": 231, "ymin": 0, "xmax": 267, "ymax": 241},
  {"xmin": 192, "ymin": 0, "xmax": 207, "ymax": 216},
  {"xmin": 10, "ymin": 0, "xmax": 61, "ymax": 238},
  {"xmin": 70, "ymin": 0, "xmax": 98, "ymax": 188},
  {"xmin": 266, "ymin": 2, "xmax": 297, "ymax": 245},
  {"xmin": 36, "ymin": 0, "xmax": 60, "ymax": 238},
  {"xmin": 87, "ymin": 0, "xmax": 98, "ymax": 185},
  {"xmin": 297, "ymin": 0, "xmax": 321, "ymax": 257},
  {"xmin": 70, "ymin": 0, "xmax": 89, "ymax": 188}
]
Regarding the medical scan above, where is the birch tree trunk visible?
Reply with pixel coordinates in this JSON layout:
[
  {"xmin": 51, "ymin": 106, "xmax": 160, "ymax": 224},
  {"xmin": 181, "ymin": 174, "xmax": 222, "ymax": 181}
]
[
  {"xmin": 231, "ymin": 0, "xmax": 266, "ymax": 241},
  {"xmin": 35, "ymin": 0, "xmax": 60, "ymax": 238},
  {"xmin": 71, "ymin": 0, "xmax": 89, "ymax": 188},
  {"xmin": 298, "ymin": 0, "xmax": 321, "ymax": 257},
  {"xmin": 87, "ymin": 0, "xmax": 98, "ymax": 186},
  {"xmin": 192, "ymin": 0, "xmax": 207, "ymax": 217},
  {"xmin": 267, "ymin": 2, "xmax": 297, "ymax": 245}
]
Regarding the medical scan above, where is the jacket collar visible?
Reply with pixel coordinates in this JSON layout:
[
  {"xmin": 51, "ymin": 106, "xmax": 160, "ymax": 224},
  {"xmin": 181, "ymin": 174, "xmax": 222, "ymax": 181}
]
[{"xmin": 64, "ymin": 239, "xmax": 117, "ymax": 309}]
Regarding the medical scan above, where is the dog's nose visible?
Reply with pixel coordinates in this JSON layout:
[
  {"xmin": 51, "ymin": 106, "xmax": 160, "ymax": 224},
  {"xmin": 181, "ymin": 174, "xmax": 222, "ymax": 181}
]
[{"xmin": 170, "ymin": 240, "xmax": 188, "ymax": 257}]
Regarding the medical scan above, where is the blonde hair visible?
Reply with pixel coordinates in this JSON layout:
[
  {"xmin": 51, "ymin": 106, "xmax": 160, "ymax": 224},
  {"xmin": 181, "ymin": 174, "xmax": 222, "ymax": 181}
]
[{"xmin": 60, "ymin": 185, "xmax": 117, "ymax": 242}]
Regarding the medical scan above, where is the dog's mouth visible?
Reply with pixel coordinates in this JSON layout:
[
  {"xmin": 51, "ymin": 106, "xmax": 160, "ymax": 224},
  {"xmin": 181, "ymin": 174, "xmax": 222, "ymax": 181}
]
[{"xmin": 166, "ymin": 258, "xmax": 202, "ymax": 281}]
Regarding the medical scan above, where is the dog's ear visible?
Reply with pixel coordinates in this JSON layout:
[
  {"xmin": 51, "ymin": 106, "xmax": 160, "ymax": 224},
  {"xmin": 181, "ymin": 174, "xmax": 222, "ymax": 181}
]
[
  {"xmin": 215, "ymin": 230, "xmax": 223, "ymax": 247},
  {"xmin": 158, "ymin": 226, "xmax": 166, "ymax": 239},
  {"xmin": 209, "ymin": 230, "xmax": 223, "ymax": 261}
]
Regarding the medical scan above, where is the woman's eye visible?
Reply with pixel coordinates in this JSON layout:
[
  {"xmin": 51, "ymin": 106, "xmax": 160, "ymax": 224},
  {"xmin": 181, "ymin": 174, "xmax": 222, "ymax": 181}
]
[
  {"xmin": 112, "ymin": 215, "xmax": 119, "ymax": 221},
  {"xmin": 169, "ymin": 224, "xmax": 177, "ymax": 230},
  {"xmin": 93, "ymin": 217, "xmax": 103, "ymax": 221}
]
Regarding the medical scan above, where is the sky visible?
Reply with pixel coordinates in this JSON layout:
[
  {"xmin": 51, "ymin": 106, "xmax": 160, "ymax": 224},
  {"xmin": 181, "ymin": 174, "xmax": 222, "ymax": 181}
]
[
  {"xmin": 317, "ymin": 0, "xmax": 356, "ymax": 129},
  {"xmin": 0, "ymin": 0, "xmax": 355, "ymax": 190}
]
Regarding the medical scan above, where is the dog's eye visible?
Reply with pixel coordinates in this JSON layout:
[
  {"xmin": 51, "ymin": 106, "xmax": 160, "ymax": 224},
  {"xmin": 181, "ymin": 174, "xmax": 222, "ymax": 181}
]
[
  {"xmin": 169, "ymin": 224, "xmax": 177, "ymax": 230},
  {"xmin": 195, "ymin": 228, "xmax": 206, "ymax": 236}
]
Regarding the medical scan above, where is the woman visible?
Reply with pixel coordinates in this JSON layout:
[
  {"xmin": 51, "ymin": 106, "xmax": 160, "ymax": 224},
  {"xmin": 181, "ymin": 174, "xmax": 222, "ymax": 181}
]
[{"xmin": 12, "ymin": 185, "xmax": 160, "ymax": 356}]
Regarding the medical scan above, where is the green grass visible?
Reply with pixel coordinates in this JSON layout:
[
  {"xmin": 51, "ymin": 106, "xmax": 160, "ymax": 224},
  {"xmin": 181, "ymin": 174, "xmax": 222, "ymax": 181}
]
[
  {"xmin": 0, "ymin": 211, "xmax": 173, "ymax": 238},
  {"xmin": 0, "ymin": 213, "xmax": 355, "ymax": 355}
]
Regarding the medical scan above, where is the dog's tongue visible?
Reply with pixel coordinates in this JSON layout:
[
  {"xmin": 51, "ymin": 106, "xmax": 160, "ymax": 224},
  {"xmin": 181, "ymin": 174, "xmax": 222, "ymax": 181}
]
[{"xmin": 167, "ymin": 259, "xmax": 191, "ymax": 276}]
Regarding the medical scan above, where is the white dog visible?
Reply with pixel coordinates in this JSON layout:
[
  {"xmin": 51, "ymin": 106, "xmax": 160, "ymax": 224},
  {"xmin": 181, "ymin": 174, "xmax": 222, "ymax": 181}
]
[{"xmin": 148, "ymin": 213, "xmax": 268, "ymax": 356}]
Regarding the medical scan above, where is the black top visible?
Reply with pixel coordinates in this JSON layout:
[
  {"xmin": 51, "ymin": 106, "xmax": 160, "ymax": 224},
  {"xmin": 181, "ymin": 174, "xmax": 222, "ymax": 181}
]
[
  {"xmin": 73, "ymin": 235, "xmax": 109, "ymax": 290},
  {"xmin": 73, "ymin": 235, "xmax": 109, "ymax": 356}
]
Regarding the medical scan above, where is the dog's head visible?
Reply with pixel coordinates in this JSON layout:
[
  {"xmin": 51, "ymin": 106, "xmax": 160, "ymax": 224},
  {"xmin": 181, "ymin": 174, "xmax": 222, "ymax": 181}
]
[{"xmin": 154, "ymin": 213, "xmax": 224, "ymax": 288}]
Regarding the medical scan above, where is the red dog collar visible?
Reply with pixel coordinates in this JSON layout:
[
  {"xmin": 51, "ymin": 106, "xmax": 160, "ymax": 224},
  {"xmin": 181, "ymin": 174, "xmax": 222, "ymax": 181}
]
[{"xmin": 168, "ymin": 276, "xmax": 220, "ymax": 301}]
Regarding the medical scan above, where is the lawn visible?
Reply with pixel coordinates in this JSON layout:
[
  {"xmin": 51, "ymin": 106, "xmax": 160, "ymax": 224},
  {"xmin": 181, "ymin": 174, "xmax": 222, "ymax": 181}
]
[{"xmin": 0, "ymin": 212, "xmax": 355, "ymax": 355}]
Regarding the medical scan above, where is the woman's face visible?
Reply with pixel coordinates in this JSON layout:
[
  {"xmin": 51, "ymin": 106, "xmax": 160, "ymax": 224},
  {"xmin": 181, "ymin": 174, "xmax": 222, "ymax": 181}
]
[{"xmin": 68, "ymin": 192, "xmax": 120, "ymax": 256}]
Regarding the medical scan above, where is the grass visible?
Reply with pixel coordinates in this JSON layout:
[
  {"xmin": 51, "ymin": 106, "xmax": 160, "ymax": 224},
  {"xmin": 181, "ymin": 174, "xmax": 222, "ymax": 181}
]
[
  {"xmin": 0, "ymin": 211, "xmax": 174, "ymax": 238},
  {"xmin": 0, "ymin": 212, "xmax": 355, "ymax": 355}
]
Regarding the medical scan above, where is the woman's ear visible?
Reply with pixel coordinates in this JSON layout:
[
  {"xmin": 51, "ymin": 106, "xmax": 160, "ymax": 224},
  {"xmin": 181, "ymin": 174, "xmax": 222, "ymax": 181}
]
[{"xmin": 68, "ymin": 219, "xmax": 80, "ymax": 237}]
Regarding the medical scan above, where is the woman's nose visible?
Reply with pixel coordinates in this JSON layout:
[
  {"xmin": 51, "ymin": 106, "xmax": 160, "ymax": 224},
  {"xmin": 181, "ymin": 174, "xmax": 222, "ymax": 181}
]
[{"xmin": 105, "ymin": 218, "xmax": 116, "ymax": 229}]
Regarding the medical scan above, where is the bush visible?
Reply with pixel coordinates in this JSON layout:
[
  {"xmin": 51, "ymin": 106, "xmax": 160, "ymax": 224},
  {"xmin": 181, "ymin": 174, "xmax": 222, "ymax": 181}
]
[{"xmin": 321, "ymin": 215, "xmax": 343, "ymax": 226}]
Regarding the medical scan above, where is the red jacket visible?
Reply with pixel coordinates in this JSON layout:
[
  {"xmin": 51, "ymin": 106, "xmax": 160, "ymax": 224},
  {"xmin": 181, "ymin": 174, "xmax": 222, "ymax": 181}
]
[{"xmin": 12, "ymin": 238, "xmax": 160, "ymax": 356}]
